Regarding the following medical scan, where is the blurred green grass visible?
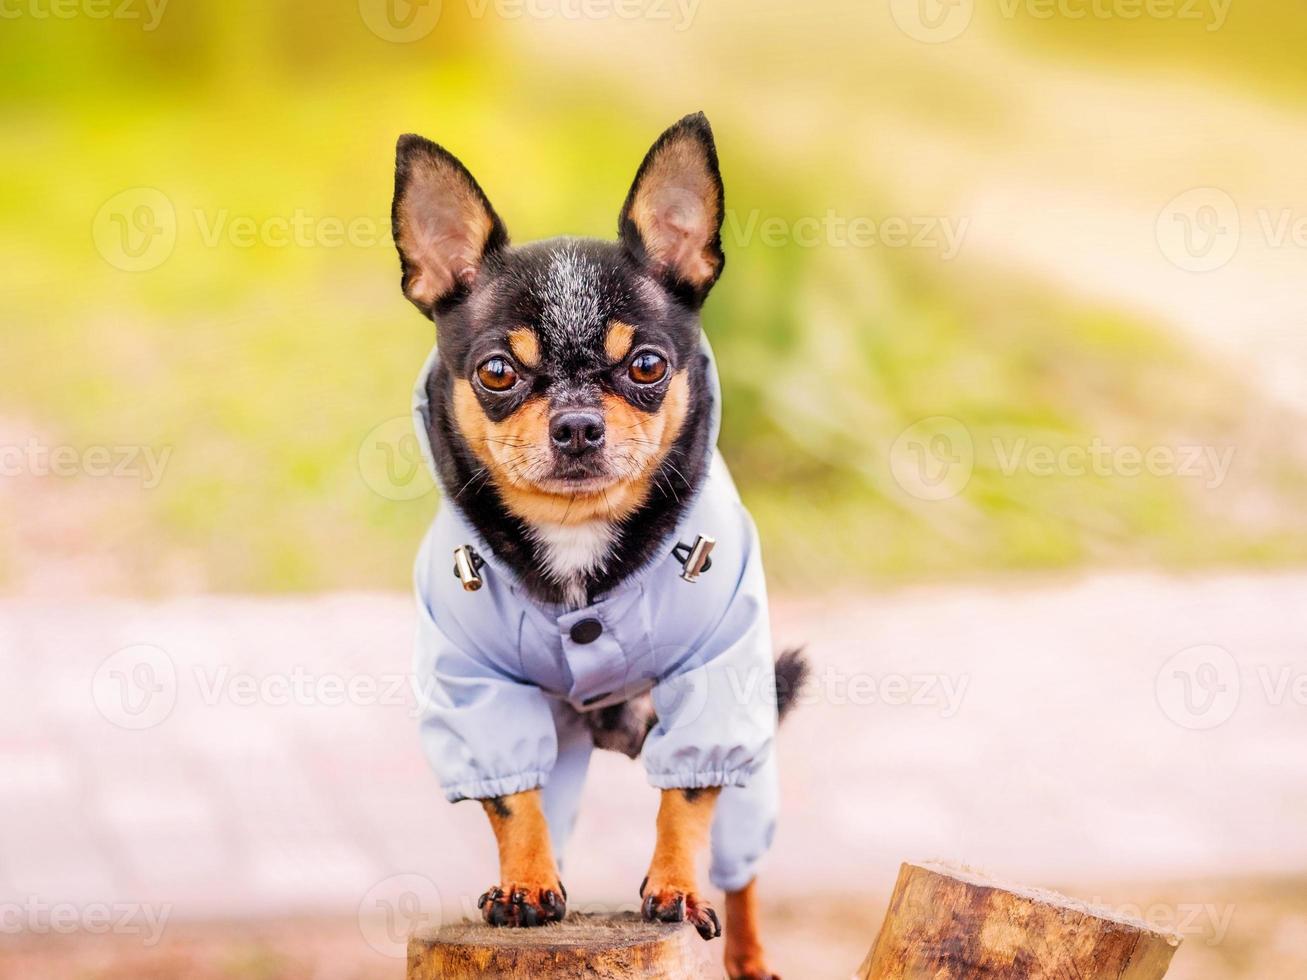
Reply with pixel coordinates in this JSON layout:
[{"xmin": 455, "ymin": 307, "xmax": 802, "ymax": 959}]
[
  {"xmin": 4, "ymin": 3, "xmax": 1307, "ymax": 593},
  {"xmin": 992, "ymin": 0, "xmax": 1307, "ymax": 103}
]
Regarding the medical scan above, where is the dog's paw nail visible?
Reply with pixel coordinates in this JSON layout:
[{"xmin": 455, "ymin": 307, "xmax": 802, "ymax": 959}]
[
  {"xmin": 481, "ymin": 883, "xmax": 565, "ymax": 928},
  {"xmin": 541, "ymin": 889, "xmax": 565, "ymax": 921},
  {"xmin": 700, "ymin": 906, "xmax": 722, "ymax": 940},
  {"xmin": 638, "ymin": 875, "xmax": 648, "ymax": 898},
  {"xmin": 641, "ymin": 884, "xmax": 718, "ymax": 939},
  {"xmin": 477, "ymin": 885, "xmax": 503, "ymax": 915},
  {"xmin": 654, "ymin": 903, "xmax": 682, "ymax": 924}
]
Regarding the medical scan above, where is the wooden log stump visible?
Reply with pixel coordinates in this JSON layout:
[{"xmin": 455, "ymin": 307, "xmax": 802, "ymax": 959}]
[
  {"xmin": 407, "ymin": 912, "xmax": 713, "ymax": 979},
  {"xmin": 859, "ymin": 863, "xmax": 1183, "ymax": 980}
]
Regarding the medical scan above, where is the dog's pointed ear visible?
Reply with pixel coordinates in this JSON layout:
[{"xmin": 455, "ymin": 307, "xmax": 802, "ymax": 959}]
[
  {"xmin": 392, "ymin": 134, "xmax": 508, "ymax": 317},
  {"xmin": 619, "ymin": 112, "xmax": 725, "ymax": 305}
]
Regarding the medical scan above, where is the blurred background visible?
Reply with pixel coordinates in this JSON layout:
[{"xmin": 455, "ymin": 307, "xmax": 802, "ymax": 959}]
[{"xmin": 4, "ymin": 0, "xmax": 1307, "ymax": 976}]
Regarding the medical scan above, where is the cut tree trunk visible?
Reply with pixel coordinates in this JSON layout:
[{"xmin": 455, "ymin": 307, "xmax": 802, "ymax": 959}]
[
  {"xmin": 407, "ymin": 912, "xmax": 712, "ymax": 979},
  {"xmin": 859, "ymin": 862, "xmax": 1183, "ymax": 980}
]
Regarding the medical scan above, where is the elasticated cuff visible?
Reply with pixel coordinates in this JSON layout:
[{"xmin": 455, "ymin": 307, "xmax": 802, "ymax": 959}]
[
  {"xmin": 444, "ymin": 770, "xmax": 548, "ymax": 803},
  {"xmin": 646, "ymin": 768, "xmax": 754, "ymax": 791}
]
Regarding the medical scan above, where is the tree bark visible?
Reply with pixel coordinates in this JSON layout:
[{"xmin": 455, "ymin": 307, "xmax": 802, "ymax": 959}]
[
  {"xmin": 408, "ymin": 912, "xmax": 712, "ymax": 979},
  {"xmin": 860, "ymin": 862, "xmax": 1182, "ymax": 980}
]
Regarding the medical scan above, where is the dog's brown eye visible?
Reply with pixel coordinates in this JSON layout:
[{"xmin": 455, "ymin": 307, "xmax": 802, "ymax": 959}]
[
  {"xmin": 628, "ymin": 352, "xmax": 668, "ymax": 385},
  {"xmin": 477, "ymin": 357, "xmax": 517, "ymax": 392}
]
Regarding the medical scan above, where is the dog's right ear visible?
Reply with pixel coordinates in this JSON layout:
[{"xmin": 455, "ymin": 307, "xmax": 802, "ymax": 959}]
[{"xmin": 391, "ymin": 134, "xmax": 508, "ymax": 317}]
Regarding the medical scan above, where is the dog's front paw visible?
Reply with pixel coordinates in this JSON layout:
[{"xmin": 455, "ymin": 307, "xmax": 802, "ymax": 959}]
[
  {"xmin": 477, "ymin": 882, "xmax": 566, "ymax": 927},
  {"xmin": 639, "ymin": 876, "xmax": 721, "ymax": 940},
  {"xmin": 725, "ymin": 961, "xmax": 780, "ymax": 980}
]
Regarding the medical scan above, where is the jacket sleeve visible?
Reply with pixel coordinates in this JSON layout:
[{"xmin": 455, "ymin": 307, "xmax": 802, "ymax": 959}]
[
  {"xmin": 642, "ymin": 505, "xmax": 778, "ymax": 791},
  {"xmin": 412, "ymin": 531, "xmax": 558, "ymax": 803}
]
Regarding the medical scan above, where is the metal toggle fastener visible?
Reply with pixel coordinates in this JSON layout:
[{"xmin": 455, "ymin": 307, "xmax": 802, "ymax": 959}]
[
  {"xmin": 452, "ymin": 545, "xmax": 485, "ymax": 592},
  {"xmin": 673, "ymin": 534, "xmax": 715, "ymax": 583}
]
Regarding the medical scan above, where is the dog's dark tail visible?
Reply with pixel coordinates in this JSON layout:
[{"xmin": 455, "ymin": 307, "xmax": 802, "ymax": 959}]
[{"xmin": 774, "ymin": 647, "xmax": 810, "ymax": 722}]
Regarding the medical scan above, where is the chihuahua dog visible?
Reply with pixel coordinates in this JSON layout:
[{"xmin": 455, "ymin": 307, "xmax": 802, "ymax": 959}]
[{"xmin": 393, "ymin": 112, "xmax": 805, "ymax": 980}]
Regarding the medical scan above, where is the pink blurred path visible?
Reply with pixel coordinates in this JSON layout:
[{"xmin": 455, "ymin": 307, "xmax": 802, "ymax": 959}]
[{"xmin": 4, "ymin": 571, "xmax": 1305, "ymax": 928}]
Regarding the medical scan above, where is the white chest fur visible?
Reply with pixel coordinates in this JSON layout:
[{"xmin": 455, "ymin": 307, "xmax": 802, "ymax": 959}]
[{"xmin": 531, "ymin": 521, "xmax": 615, "ymax": 608}]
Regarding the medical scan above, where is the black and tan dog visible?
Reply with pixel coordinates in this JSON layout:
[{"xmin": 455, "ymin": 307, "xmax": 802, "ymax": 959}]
[{"xmin": 393, "ymin": 112, "xmax": 805, "ymax": 980}]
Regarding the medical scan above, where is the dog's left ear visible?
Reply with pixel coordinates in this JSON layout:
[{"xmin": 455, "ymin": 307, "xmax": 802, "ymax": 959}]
[
  {"xmin": 619, "ymin": 112, "xmax": 725, "ymax": 306},
  {"xmin": 392, "ymin": 134, "xmax": 509, "ymax": 317}
]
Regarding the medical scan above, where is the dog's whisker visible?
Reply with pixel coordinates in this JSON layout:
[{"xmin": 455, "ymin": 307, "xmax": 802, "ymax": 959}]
[{"xmin": 454, "ymin": 466, "xmax": 490, "ymax": 499}]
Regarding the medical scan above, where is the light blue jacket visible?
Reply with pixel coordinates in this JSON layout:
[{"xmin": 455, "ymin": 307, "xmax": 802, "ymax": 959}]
[{"xmin": 410, "ymin": 337, "xmax": 778, "ymax": 803}]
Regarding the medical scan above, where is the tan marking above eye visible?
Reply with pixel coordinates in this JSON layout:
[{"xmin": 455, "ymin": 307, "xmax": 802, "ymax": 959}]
[
  {"xmin": 605, "ymin": 321, "xmax": 636, "ymax": 362},
  {"xmin": 507, "ymin": 328, "xmax": 541, "ymax": 368}
]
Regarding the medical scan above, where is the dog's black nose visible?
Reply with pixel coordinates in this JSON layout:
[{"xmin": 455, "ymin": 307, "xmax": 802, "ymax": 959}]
[{"xmin": 550, "ymin": 411, "xmax": 605, "ymax": 456}]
